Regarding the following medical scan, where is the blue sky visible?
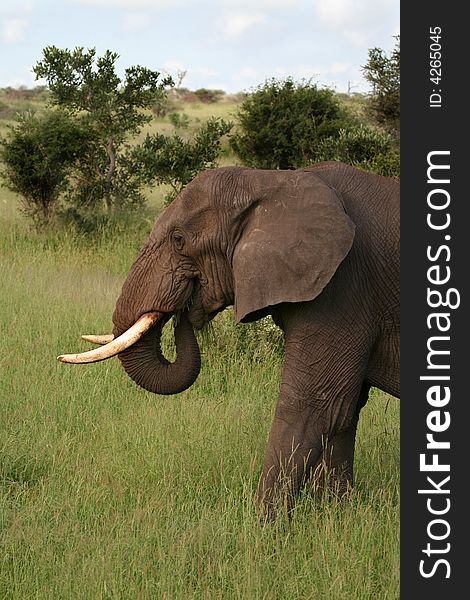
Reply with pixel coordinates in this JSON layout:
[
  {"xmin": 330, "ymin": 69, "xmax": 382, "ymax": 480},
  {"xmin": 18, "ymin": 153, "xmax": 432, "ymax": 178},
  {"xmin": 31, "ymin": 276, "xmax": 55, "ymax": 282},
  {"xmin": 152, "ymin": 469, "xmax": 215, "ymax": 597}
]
[{"xmin": 1, "ymin": 0, "xmax": 399, "ymax": 94}]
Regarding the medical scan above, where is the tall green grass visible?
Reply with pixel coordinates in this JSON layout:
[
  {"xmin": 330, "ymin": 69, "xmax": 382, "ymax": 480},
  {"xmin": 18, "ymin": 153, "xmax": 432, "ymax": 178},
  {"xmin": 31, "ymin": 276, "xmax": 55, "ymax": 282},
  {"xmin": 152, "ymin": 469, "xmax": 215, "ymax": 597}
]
[{"xmin": 0, "ymin": 190, "xmax": 399, "ymax": 598}]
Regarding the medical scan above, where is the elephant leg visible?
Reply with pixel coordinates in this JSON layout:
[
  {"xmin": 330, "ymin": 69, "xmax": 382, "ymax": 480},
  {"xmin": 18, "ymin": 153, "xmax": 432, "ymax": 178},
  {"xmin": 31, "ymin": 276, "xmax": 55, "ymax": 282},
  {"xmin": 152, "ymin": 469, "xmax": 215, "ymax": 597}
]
[
  {"xmin": 312, "ymin": 383, "xmax": 370, "ymax": 497},
  {"xmin": 256, "ymin": 387, "xmax": 368, "ymax": 519},
  {"xmin": 256, "ymin": 402, "xmax": 326, "ymax": 519},
  {"xmin": 256, "ymin": 307, "xmax": 371, "ymax": 519}
]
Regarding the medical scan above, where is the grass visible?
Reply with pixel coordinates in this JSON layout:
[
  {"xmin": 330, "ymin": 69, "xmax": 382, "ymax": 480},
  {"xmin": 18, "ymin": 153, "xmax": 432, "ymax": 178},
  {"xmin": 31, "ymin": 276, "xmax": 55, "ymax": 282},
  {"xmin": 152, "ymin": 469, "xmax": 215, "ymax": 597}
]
[{"xmin": 0, "ymin": 187, "xmax": 399, "ymax": 599}]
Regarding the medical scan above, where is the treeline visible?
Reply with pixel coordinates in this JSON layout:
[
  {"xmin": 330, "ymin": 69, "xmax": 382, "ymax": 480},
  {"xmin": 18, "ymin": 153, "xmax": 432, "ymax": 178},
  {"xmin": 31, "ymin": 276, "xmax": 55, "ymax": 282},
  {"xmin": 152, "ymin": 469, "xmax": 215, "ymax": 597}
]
[{"xmin": 0, "ymin": 39, "xmax": 399, "ymax": 230}]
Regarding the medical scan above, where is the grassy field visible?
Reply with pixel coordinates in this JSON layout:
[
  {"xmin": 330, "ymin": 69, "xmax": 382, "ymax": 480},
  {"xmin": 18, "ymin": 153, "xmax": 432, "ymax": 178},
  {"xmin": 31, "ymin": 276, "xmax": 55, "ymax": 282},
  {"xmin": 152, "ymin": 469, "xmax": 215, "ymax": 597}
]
[{"xmin": 0, "ymin": 91, "xmax": 398, "ymax": 599}]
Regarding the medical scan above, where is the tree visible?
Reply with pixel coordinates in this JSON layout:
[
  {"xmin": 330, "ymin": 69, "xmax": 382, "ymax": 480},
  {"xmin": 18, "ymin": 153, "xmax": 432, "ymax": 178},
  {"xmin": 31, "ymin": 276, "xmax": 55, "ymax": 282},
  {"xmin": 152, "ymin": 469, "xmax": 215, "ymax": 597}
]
[
  {"xmin": 230, "ymin": 78, "xmax": 352, "ymax": 170},
  {"xmin": 362, "ymin": 37, "xmax": 400, "ymax": 137},
  {"xmin": 33, "ymin": 46, "xmax": 173, "ymax": 214},
  {"xmin": 130, "ymin": 118, "xmax": 232, "ymax": 204},
  {"xmin": 0, "ymin": 110, "xmax": 91, "ymax": 225}
]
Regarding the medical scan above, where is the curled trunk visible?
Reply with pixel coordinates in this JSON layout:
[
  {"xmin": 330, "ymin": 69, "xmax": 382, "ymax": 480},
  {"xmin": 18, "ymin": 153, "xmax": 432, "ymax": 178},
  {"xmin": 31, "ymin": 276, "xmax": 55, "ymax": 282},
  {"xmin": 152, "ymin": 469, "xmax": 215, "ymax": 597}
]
[{"xmin": 117, "ymin": 313, "xmax": 201, "ymax": 395}]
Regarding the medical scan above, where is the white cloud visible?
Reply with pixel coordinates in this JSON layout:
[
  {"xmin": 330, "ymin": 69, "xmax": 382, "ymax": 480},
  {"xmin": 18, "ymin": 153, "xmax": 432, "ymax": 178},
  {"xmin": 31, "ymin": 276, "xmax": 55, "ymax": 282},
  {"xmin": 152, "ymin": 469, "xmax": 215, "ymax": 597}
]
[
  {"xmin": 0, "ymin": 1, "xmax": 34, "ymax": 13},
  {"xmin": 343, "ymin": 31, "xmax": 369, "ymax": 48},
  {"xmin": 273, "ymin": 61, "xmax": 352, "ymax": 81},
  {"xmin": 165, "ymin": 61, "xmax": 216, "ymax": 77},
  {"xmin": 315, "ymin": 0, "xmax": 397, "ymax": 47},
  {"xmin": 2, "ymin": 18, "xmax": 28, "ymax": 43},
  {"xmin": 236, "ymin": 67, "xmax": 258, "ymax": 80},
  {"xmin": 72, "ymin": 0, "xmax": 301, "ymax": 7},
  {"xmin": 163, "ymin": 59, "xmax": 187, "ymax": 72},
  {"xmin": 72, "ymin": 0, "xmax": 180, "ymax": 7},
  {"xmin": 327, "ymin": 61, "xmax": 351, "ymax": 74},
  {"xmin": 121, "ymin": 12, "xmax": 152, "ymax": 31},
  {"xmin": 315, "ymin": 0, "xmax": 352, "ymax": 29},
  {"xmin": 223, "ymin": 0, "xmax": 302, "ymax": 6},
  {"xmin": 217, "ymin": 12, "xmax": 268, "ymax": 38},
  {"xmin": 193, "ymin": 66, "xmax": 218, "ymax": 78}
]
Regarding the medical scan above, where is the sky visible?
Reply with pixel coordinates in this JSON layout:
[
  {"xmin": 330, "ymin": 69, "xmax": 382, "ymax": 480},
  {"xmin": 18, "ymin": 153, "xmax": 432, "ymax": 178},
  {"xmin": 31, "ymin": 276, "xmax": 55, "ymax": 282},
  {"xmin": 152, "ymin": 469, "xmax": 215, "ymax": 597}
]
[{"xmin": 0, "ymin": 0, "xmax": 399, "ymax": 94}]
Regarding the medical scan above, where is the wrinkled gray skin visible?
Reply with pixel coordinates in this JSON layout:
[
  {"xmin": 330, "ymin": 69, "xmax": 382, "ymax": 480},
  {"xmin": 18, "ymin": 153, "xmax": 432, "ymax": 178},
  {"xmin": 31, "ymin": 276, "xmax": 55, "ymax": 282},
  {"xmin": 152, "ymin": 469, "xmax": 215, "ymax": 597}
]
[{"xmin": 112, "ymin": 162, "xmax": 400, "ymax": 515}]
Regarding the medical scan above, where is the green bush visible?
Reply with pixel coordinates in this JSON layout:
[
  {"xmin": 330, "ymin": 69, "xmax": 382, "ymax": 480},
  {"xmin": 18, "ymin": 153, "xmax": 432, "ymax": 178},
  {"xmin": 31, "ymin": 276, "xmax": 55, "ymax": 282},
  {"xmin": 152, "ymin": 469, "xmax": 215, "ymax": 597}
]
[
  {"xmin": 194, "ymin": 88, "xmax": 225, "ymax": 103},
  {"xmin": 315, "ymin": 125, "xmax": 398, "ymax": 176},
  {"xmin": 131, "ymin": 117, "xmax": 232, "ymax": 204},
  {"xmin": 230, "ymin": 78, "xmax": 352, "ymax": 170},
  {"xmin": 168, "ymin": 112, "xmax": 190, "ymax": 129},
  {"xmin": 368, "ymin": 149, "xmax": 400, "ymax": 178},
  {"xmin": 316, "ymin": 126, "xmax": 399, "ymax": 178},
  {"xmin": 0, "ymin": 110, "xmax": 92, "ymax": 225},
  {"xmin": 317, "ymin": 126, "xmax": 388, "ymax": 162}
]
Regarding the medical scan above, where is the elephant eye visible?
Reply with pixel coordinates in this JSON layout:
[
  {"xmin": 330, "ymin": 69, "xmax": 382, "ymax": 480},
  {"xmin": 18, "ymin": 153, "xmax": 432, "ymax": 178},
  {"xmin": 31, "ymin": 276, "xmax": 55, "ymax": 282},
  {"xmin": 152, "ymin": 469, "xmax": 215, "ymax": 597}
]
[{"xmin": 172, "ymin": 231, "xmax": 185, "ymax": 251}]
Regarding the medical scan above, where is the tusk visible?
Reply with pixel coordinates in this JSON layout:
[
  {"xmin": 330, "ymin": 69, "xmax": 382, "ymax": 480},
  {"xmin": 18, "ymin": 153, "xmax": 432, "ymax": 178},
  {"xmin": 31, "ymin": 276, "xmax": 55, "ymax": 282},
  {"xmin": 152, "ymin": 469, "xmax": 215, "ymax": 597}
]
[
  {"xmin": 57, "ymin": 312, "xmax": 163, "ymax": 364},
  {"xmin": 81, "ymin": 334, "xmax": 114, "ymax": 345}
]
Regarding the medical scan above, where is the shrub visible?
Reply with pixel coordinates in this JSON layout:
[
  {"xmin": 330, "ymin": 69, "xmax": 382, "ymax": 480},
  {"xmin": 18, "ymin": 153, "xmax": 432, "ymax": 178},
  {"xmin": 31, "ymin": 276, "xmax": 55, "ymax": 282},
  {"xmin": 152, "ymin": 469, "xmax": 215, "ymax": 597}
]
[
  {"xmin": 168, "ymin": 112, "xmax": 191, "ymax": 129},
  {"xmin": 368, "ymin": 149, "xmax": 400, "ymax": 178},
  {"xmin": 194, "ymin": 88, "xmax": 225, "ymax": 103},
  {"xmin": 0, "ymin": 110, "xmax": 92, "ymax": 225},
  {"xmin": 230, "ymin": 78, "xmax": 352, "ymax": 170},
  {"xmin": 131, "ymin": 118, "xmax": 232, "ymax": 204},
  {"xmin": 316, "ymin": 126, "xmax": 399, "ymax": 178}
]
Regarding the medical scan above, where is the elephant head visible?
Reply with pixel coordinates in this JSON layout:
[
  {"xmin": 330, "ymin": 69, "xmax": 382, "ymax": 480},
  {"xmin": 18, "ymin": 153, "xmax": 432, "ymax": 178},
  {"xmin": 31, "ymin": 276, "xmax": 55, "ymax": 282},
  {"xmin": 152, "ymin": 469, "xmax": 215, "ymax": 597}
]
[{"xmin": 59, "ymin": 166, "xmax": 355, "ymax": 395}]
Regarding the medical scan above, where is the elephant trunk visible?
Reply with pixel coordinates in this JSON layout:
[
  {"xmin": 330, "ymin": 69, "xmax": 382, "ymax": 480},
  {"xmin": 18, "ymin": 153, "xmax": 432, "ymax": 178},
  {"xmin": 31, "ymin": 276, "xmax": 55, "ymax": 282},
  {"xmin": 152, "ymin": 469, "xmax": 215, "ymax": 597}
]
[{"xmin": 116, "ymin": 313, "xmax": 201, "ymax": 395}]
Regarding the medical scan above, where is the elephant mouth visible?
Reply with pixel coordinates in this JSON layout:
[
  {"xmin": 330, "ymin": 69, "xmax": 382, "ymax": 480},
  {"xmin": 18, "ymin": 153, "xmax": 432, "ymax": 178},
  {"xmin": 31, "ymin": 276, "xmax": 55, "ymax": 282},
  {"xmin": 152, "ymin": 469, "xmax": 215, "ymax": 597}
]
[
  {"xmin": 57, "ymin": 311, "xmax": 164, "ymax": 363},
  {"xmin": 57, "ymin": 300, "xmax": 221, "ymax": 366},
  {"xmin": 56, "ymin": 285, "xmax": 208, "ymax": 365},
  {"xmin": 58, "ymin": 308, "xmax": 201, "ymax": 396},
  {"xmin": 57, "ymin": 283, "xmax": 203, "ymax": 395}
]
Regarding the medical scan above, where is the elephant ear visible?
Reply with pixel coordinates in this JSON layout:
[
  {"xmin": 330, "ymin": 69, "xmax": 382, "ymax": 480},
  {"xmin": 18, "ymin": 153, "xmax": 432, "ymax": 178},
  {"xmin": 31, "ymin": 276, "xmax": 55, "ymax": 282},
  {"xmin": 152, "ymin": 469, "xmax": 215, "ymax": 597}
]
[{"xmin": 232, "ymin": 172, "xmax": 355, "ymax": 323}]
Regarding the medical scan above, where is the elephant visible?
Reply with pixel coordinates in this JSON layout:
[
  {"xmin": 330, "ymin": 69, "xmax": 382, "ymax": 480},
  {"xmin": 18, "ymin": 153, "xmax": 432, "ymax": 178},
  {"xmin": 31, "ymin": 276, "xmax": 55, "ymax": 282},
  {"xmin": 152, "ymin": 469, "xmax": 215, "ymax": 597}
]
[{"xmin": 59, "ymin": 161, "xmax": 400, "ymax": 516}]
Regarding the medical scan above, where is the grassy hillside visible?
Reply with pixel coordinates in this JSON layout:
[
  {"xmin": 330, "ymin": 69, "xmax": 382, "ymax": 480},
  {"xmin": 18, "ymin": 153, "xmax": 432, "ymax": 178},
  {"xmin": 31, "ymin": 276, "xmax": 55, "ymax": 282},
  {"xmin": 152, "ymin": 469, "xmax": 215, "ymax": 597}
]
[
  {"xmin": 0, "ymin": 89, "xmax": 399, "ymax": 599},
  {"xmin": 0, "ymin": 86, "xmax": 372, "ymax": 165}
]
